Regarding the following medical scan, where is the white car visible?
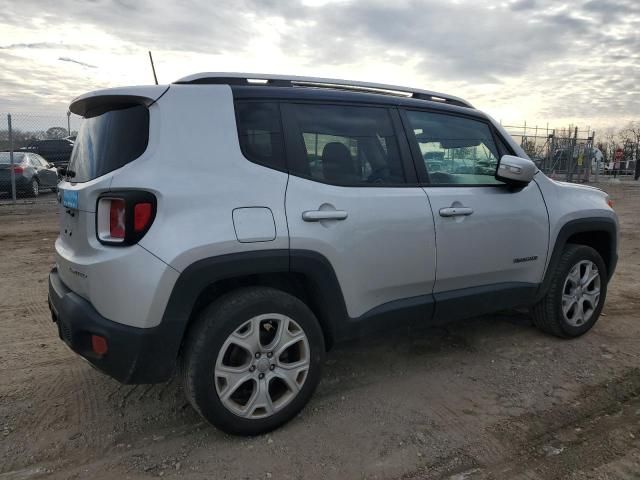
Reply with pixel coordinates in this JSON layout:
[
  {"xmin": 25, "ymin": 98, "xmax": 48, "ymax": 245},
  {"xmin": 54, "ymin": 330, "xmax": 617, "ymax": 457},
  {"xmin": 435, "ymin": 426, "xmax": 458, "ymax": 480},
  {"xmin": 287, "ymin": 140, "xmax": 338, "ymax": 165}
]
[{"xmin": 49, "ymin": 73, "xmax": 618, "ymax": 435}]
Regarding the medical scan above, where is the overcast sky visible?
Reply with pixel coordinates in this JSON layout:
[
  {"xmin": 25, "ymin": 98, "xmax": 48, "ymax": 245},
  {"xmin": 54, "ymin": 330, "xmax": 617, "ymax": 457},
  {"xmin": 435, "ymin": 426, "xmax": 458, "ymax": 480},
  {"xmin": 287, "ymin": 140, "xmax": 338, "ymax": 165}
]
[{"xmin": 0, "ymin": 0, "xmax": 638, "ymax": 130}]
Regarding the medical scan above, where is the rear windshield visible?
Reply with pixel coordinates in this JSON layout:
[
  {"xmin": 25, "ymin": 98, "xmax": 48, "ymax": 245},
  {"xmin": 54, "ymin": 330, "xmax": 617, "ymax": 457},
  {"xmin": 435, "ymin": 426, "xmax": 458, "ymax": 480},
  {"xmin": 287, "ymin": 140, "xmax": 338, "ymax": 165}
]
[
  {"xmin": 67, "ymin": 105, "xmax": 149, "ymax": 183},
  {"xmin": 0, "ymin": 152, "xmax": 25, "ymax": 164}
]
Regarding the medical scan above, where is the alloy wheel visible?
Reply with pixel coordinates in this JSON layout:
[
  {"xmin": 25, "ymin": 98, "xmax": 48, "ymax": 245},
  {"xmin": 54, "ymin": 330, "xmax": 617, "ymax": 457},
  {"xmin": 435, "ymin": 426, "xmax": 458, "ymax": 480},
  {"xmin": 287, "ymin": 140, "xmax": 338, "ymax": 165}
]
[
  {"xmin": 214, "ymin": 313, "xmax": 310, "ymax": 419},
  {"xmin": 561, "ymin": 260, "xmax": 601, "ymax": 327}
]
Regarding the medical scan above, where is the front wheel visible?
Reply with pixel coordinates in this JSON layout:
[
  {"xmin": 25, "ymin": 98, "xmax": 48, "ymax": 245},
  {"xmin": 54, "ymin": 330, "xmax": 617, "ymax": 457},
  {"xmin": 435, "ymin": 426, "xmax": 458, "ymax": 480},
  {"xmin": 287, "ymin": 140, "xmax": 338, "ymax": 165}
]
[
  {"xmin": 532, "ymin": 244, "xmax": 607, "ymax": 338},
  {"xmin": 181, "ymin": 287, "xmax": 325, "ymax": 435}
]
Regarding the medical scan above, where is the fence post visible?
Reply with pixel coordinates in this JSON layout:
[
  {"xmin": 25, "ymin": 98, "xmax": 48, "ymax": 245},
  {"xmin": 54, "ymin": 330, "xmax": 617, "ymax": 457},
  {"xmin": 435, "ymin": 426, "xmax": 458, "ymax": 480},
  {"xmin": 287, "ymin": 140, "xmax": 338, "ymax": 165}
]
[
  {"xmin": 584, "ymin": 133, "xmax": 593, "ymax": 183},
  {"xmin": 591, "ymin": 131, "xmax": 602, "ymax": 183},
  {"xmin": 566, "ymin": 126, "xmax": 578, "ymax": 182},
  {"xmin": 8, "ymin": 114, "xmax": 16, "ymax": 204}
]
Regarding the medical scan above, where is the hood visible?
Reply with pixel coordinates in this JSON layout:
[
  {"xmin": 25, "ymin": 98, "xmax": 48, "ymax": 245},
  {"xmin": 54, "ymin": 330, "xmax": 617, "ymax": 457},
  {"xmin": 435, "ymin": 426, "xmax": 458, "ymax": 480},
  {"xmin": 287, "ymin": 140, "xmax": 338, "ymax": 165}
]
[{"xmin": 551, "ymin": 179, "xmax": 605, "ymax": 194}]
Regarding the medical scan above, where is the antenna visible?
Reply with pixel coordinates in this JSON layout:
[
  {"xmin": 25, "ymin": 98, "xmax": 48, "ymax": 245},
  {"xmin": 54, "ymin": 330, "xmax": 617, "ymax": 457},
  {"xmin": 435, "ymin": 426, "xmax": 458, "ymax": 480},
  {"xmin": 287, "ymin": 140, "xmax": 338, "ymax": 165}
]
[{"xmin": 148, "ymin": 51, "xmax": 158, "ymax": 85}]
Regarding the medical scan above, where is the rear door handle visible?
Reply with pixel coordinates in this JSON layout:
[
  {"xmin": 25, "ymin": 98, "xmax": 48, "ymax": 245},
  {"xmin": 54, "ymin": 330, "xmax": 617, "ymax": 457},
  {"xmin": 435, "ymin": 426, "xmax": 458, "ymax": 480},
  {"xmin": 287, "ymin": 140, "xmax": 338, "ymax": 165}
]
[
  {"xmin": 302, "ymin": 210, "xmax": 348, "ymax": 222},
  {"xmin": 439, "ymin": 207, "xmax": 474, "ymax": 217}
]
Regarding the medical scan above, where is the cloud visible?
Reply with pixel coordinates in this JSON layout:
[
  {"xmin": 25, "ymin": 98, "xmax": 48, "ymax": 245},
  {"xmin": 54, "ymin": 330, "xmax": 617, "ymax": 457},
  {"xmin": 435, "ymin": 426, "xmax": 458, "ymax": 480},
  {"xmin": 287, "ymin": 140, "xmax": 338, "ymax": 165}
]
[
  {"xmin": 58, "ymin": 57, "xmax": 97, "ymax": 68},
  {"xmin": 0, "ymin": 42, "xmax": 69, "ymax": 50},
  {"xmin": 0, "ymin": 0, "xmax": 637, "ymax": 128}
]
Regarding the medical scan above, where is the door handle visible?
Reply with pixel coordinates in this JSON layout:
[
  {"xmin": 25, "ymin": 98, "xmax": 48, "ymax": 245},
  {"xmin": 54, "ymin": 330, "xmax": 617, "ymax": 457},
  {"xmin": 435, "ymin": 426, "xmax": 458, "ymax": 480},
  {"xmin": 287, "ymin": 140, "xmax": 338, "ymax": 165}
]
[
  {"xmin": 439, "ymin": 207, "xmax": 474, "ymax": 217},
  {"xmin": 302, "ymin": 210, "xmax": 348, "ymax": 222}
]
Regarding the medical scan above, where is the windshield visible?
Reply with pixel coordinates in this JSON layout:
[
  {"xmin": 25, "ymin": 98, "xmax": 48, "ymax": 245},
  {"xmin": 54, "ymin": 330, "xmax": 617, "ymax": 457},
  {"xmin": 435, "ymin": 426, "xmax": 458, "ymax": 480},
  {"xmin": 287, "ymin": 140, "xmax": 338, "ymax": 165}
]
[
  {"xmin": 0, "ymin": 152, "xmax": 25, "ymax": 164},
  {"xmin": 67, "ymin": 105, "xmax": 149, "ymax": 182}
]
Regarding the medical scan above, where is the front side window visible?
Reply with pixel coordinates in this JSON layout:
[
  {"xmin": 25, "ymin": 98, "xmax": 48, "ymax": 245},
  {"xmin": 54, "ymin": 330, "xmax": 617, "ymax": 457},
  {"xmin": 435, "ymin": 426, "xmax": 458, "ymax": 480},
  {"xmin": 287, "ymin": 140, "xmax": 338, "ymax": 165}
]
[
  {"xmin": 287, "ymin": 104, "xmax": 405, "ymax": 185},
  {"xmin": 405, "ymin": 110, "xmax": 502, "ymax": 185}
]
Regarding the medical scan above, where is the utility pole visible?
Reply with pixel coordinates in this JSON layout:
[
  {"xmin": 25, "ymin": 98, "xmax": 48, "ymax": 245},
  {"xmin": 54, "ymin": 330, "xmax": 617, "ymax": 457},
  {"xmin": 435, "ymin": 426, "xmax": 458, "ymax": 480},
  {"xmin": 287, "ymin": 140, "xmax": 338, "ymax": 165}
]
[{"xmin": 8, "ymin": 114, "xmax": 16, "ymax": 204}]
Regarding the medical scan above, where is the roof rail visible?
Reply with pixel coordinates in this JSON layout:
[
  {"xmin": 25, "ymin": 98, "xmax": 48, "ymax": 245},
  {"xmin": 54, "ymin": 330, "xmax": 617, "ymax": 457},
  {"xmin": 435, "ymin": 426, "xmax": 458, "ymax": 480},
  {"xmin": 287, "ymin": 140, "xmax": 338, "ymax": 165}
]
[{"xmin": 174, "ymin": 72, "xmax": 473, "ymax": 109}]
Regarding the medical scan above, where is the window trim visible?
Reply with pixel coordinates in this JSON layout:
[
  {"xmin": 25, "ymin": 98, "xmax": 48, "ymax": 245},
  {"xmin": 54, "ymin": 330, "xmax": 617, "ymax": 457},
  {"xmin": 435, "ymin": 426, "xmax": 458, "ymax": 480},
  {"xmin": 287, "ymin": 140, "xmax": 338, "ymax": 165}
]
[
  {"xmin": 234, "ymin": 99, "xmax": 288, "ymax": 173},
  {"xmin": 281, "ymin": 100, "xmax": 417, "ymax": 188},
  {"xmin": 399, "ymin": 107, "xmax": 515, "ymax": 188}
]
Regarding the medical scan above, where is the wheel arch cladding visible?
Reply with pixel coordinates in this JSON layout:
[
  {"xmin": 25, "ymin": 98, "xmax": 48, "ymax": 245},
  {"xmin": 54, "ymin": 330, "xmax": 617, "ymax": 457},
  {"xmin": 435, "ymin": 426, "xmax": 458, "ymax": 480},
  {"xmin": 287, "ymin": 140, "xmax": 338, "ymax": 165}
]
[
  {"xmin": 538, "ymin": 217, "xmax": 617, "ymax": 300},
  {"xmin": 159, "ymin": 250, "xmax": 347, "ymax": 371}
]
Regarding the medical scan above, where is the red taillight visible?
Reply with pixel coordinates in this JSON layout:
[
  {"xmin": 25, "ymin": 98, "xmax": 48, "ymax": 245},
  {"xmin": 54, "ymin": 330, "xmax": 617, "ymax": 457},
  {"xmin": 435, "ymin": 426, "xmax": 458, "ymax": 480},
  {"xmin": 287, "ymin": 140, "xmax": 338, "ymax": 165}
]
[
  {"xmin": 91, "ymin": 335, "xmax": 108, "ymax": 355},
  {"xmin": 109, "ymin": 199, "xmax": 126, "ymax": 239},
  {"xmin": 134, "ymin": 202, "xmax": 153, "ymax": 232},
  {"xmin": 12, "ymin": 166, "xmax": 24, "ymax": 174},
  {"xmin": 97, "ymin": 192, "xmax": 156, "ymax": 245}
]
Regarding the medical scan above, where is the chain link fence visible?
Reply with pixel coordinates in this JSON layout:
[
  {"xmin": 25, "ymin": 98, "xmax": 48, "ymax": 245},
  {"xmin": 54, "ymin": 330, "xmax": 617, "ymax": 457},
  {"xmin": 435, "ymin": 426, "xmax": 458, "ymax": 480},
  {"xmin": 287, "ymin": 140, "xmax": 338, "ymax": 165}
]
[
  {"xmin": 503, "ymin": 123, "xmax": 640, "ymax": 182},
  {"xmin": 1, "ymin": 112, "xmax": 637, "ymax": 210},
  {"xmin": 0, "ymin": 113, "xmax": 82, "ymax": 206}
]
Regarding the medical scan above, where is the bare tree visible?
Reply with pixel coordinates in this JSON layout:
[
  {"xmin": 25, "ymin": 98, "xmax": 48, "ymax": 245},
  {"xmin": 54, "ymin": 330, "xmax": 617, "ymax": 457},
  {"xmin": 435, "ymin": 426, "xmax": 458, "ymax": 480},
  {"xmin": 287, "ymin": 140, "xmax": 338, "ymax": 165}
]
[
  {"xmin": 620, "ymin": 121, "xmax": 640, "ymax": 179},
  {"xmin": 620, "ymin": 121, "xmax": 640, "ymax": 146},
  {"xmin": 46, "ymin": 126, "xmax": 68, "ymax": 139},
  {"xmin": 601, "ymin": 127, "xmax": 619, "ymax": 163}
]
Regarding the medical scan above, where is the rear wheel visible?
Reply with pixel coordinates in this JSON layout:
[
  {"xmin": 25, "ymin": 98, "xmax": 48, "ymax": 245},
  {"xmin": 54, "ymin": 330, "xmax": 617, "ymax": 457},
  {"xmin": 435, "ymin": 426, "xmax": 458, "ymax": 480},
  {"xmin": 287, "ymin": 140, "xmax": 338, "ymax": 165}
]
[
  {"xmin": 532, "ymin": 244, "xmax": 607, "ymax": 338},
  {"xmin": 28, "ymin": 179, "xmax": 39, "ymax": 197},
  {"xmin": 181, "ymin": 287, "xmax": 325, "ymax": 435}
]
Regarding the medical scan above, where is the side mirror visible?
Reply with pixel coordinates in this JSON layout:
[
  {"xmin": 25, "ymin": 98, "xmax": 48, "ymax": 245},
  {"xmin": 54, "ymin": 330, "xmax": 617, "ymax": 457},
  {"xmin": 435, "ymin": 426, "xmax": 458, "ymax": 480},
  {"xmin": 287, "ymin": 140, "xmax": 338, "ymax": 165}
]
[{"xmin": 496, "ymin": 155, "xmax": 537, "ymax": 186}]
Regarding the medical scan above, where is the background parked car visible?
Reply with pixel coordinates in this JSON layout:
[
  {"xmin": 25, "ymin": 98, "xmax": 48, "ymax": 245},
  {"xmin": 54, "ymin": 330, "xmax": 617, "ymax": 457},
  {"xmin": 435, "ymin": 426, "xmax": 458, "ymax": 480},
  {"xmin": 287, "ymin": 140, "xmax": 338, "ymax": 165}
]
[
  {"xmin": 19, "ymin": 138, "xmax": 74, "ymax": 168},
  {"xmin": 0, "ymin": 152, "xmax": 59, "ymax": 197}
]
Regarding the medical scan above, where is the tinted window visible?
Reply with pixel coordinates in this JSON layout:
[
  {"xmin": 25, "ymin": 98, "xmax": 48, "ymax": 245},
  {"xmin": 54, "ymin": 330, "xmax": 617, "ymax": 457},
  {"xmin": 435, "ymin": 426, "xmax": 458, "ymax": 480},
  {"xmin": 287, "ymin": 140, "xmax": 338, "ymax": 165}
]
[
  {"xmin": 67, "ymin": 105, "xmax": 149, "ymax": 183},
  {"xmin": 288, "ymin": 104, "xmax": 404, "ymax": 185},
  {"xmin": 405, "ymin": 111, "xmax": 502, "ymax": 185},
  {"xmin": 235, "ymin": 102, "xmax": 285, "ymax": 170}
]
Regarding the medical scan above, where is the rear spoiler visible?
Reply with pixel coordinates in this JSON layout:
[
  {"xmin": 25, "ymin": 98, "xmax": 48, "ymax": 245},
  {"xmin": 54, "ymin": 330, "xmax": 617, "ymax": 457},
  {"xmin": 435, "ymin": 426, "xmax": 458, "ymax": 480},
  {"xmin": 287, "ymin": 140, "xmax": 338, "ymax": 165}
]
[{"xmin": 69, "ymin": 85, "xmax": 169, "ymax": 117}]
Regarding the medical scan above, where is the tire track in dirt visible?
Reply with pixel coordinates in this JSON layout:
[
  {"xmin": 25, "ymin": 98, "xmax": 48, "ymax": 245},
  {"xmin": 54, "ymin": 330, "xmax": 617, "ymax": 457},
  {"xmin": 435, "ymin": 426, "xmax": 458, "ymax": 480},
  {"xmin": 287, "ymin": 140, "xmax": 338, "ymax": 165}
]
[
  {"xmin": 401, "ymin": 368, "xmax": 640, "ymax": 479},
  {"xmin": 0, "ymin": 369, "xmax": 67, "ymax": 474}
]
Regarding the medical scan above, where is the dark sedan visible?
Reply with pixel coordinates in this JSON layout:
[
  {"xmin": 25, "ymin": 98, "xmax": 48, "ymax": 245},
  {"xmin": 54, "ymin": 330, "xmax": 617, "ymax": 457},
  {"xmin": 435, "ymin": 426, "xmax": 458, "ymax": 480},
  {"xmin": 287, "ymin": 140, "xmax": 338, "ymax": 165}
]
[{"xmin": 0, "ymin": 152, "xmax": 59, "ymax": 197}]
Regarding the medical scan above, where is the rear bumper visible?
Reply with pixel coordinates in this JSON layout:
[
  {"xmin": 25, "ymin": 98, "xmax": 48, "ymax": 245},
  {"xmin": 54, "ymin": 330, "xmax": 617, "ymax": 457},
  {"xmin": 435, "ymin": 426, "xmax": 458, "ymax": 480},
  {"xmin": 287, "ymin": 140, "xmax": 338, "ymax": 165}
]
[{"xmin": 48, "ymin": 267, "xmax": 177, "ymax": 384}]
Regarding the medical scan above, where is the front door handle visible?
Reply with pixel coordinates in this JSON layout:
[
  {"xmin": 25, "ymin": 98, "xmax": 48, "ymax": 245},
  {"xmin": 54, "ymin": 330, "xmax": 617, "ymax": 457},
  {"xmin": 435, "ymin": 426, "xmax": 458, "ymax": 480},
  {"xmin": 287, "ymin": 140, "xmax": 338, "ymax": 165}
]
[
  {"xmin": 302, "ymin": 210, "xmax": 348, "ymax": 222},
  {"xmin": 439, "ymin": 207, "xmax": 474, "ymax": 217}
]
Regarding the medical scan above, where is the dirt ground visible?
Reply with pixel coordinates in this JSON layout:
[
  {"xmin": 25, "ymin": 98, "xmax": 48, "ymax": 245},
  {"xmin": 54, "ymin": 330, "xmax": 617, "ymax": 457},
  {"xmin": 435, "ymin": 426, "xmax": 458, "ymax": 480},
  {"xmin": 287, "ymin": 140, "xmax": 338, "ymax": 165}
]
[{"xmin": 1, "ymin": 182, "xmax": 640, "ymax": 480}]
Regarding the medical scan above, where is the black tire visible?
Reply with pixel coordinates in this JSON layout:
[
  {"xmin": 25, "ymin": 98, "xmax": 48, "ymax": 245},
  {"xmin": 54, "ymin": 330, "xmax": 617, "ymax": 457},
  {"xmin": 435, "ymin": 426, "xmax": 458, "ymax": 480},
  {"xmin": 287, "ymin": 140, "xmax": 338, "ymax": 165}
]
[
  {"xmin": 532, "ymin": 244, "xmax": 608, "ymax": 338},
  {"xmin": 28, "ymin": 178, "xmax": 39, "ymax": 198},
  {"xmin": 181, "ymin": 287, "xmax": 325, "ymax": 436}
]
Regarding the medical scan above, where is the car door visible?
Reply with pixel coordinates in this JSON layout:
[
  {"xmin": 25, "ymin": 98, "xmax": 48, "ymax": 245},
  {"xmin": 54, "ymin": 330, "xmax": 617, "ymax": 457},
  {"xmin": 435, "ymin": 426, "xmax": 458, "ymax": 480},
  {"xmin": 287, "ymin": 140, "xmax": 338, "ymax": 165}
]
[
  {"xmin": 282, "ymin": 102, "xmax": 437, "ymax": 327},
  {"xmin": 31, "ymin": 154, "xmax": 57, "ymax": 187},
  {"xmin": 401, "ymin": 109, "xmax": 549, "ymax": 320}
]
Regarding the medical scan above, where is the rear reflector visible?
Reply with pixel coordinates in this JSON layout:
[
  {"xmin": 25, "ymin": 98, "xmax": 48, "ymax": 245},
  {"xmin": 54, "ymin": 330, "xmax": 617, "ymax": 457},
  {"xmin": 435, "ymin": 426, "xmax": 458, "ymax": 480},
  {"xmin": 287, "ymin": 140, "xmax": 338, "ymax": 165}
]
[
  {"xmin": 134, "ymin": 202, "xmax": 153, "ymax": 232},
  {"xmin": 109, "ymin": 199, "xmax": 126, "ymax": 239},
  {"xmin": 91, "ymin": 335, "xmax": 108, "ymax": 355},
  {"xmin": 12, "ymin": 166, "xmax": 24, "ymax": 174}
]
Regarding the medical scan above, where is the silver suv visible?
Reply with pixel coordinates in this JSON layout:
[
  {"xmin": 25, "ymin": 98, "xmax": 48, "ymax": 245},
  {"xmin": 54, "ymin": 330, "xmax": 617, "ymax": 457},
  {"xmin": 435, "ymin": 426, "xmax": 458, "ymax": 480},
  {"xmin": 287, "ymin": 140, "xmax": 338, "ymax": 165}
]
[{"xmin": 48, "ymin": 73, "xmax": 618, "ymax": 435}]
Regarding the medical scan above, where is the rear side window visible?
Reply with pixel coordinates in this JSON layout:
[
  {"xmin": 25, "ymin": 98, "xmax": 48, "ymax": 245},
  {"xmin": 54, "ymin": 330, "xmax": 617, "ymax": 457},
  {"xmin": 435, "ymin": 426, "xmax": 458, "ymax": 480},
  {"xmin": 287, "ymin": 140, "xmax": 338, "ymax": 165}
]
[
  {"xmin": 235, "ymin": 102, "xmax": 285, "ymax": 170},
  {"xmin": 0, "ymin": 152, "xmax": 25, "ymax": 164},
  {"xmin": 286, "ymin": 104, "xmax": 405, "ymax": 185},
  {"xmin": 67, "ymin": 105, "xmax": 149, "ymax": 183}
]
